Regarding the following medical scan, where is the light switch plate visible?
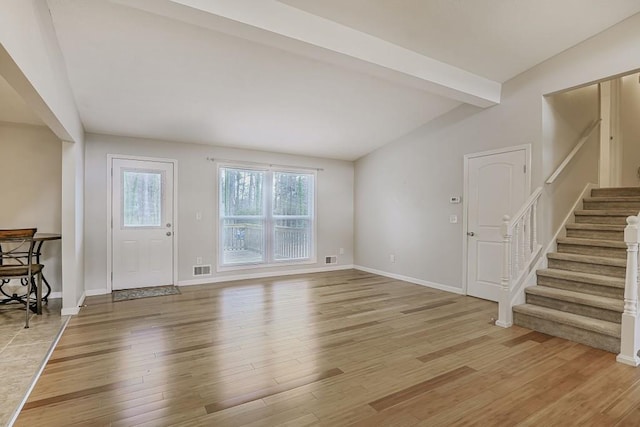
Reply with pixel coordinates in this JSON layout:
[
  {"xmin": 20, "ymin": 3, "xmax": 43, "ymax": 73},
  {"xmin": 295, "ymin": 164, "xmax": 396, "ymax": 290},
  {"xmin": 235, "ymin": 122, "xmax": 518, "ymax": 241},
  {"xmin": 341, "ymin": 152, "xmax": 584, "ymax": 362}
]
[{"xmin": 449, "ymin": 215, "xmax": 458, "ymax": 223}]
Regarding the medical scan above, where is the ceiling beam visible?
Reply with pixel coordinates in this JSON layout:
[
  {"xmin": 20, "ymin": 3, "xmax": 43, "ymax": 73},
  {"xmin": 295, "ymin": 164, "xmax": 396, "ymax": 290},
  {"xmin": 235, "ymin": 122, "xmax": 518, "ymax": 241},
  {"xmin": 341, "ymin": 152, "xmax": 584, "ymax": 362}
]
[
  {"xmin": 112, "ymin": 0, "xmax": 501, "ymax": 107},
  {"xmin": 0, "ymin": 0, "xmax": 84, "ymax": 143}
]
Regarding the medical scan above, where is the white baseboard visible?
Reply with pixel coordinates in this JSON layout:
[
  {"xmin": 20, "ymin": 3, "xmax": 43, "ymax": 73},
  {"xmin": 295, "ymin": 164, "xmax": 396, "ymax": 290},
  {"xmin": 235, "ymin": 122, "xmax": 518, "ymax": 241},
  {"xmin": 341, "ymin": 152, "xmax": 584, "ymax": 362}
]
[
  {"xmin": 61, "ymin": 291, "xmax": 86, "ymax": 316},
  {"xmin": 177, "ymin": 264, "xmax": 355, "ymax": 287},
  {"xmin": 85, "ymin": 289, "xmax": 109, "ymax": 296},
  {"xmin": 353, "ymin": 265, "xmax": 464, "ymax": 295},
  {"xmin": 616, "ymin": 354, "xmax": 640, "ymax": 366},
  {"xmin": 495, "ymin": 320, "xmax": 513, "ymax": 328},
  {"xmin": 47, "ymin": 290, "xmax": 98, "ymax": 300},
  {"xmin": 78, "ymin": 291, "xmax": 86, "ymax": 308}
]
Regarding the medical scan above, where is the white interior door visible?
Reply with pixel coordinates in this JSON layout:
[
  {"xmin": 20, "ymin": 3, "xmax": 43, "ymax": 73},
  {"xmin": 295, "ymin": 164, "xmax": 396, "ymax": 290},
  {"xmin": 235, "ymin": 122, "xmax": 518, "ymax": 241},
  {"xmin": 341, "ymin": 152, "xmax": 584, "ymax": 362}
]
[
  {"xmin": 112, "ymin": 158, "xmax": 174, "ymax": 290},
  {"xmin": 466, "ymin": 149, "xmax": 527, "ymax": 301}
]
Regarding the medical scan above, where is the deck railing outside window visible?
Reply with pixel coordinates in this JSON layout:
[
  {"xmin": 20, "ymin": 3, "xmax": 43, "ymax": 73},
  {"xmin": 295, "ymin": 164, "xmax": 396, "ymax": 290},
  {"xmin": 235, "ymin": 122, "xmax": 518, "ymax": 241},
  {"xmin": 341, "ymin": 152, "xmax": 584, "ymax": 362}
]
[{"xmin": 274, "ymin": 224, "xmax": 309, "ymax": 260}]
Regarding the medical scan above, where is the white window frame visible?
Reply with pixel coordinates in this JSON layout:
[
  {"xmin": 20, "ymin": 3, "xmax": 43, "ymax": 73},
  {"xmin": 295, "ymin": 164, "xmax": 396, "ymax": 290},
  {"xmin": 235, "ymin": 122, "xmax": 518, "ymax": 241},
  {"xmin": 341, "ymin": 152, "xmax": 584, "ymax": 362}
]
[{"xmin": 216, "ymin": 163, "xmax": 317, "ymax": 271}]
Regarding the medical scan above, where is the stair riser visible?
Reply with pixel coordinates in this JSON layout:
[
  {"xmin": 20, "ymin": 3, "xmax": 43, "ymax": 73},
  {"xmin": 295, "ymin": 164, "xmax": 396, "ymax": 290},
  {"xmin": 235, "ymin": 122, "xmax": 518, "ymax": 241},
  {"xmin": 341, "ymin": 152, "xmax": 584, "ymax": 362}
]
[
  {"xmin": 575, "ymin": 216, "xmax": 629, "ymax": 225},
  {"xmin": 526, "ymin": 294, "xmax": 621, "ymax": 323},
  {"xmin": 537, "ymin": 276, "xmax": 623, "ymax": 299},
  {"xmin": 556, "ymin": 244, "xmax": 626, "ymax": 259},
  {"xmin": 591, "ymin": 188, "xmax": 640, "ymax": 197},
  {"xmin": 565, "ymin": 229, "xmax": 623, "ymax": 240},
  {"xmin": 513, "ymin": 312, "xmax": 620, "ymax": 353},
  {"xmin": 547, "ymin": 258, "xmax": 625, "ymax": 278},
  {"xmin": 584, "ymin": 201, "xmax": 640, "ymax": 210}
]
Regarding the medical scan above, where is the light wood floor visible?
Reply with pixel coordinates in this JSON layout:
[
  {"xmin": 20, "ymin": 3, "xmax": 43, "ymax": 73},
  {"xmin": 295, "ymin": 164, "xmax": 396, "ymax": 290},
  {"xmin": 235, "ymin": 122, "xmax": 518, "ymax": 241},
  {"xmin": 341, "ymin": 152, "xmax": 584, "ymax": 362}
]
[{"xmin": 15, "ymin": 270, "xmax": 640, "ymax": 426}]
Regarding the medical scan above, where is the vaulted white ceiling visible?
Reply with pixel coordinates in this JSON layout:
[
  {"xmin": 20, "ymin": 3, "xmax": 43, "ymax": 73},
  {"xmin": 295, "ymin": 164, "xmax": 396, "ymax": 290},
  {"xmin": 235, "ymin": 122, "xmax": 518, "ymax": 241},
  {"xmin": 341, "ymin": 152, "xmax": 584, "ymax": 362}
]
[
  {"xmin": 279, "ymin": 0, "xmax": 640, "ymax": 82},
  {"xmin": 30, "ymin": 1, "xmax": 640, "ymax": 159}
]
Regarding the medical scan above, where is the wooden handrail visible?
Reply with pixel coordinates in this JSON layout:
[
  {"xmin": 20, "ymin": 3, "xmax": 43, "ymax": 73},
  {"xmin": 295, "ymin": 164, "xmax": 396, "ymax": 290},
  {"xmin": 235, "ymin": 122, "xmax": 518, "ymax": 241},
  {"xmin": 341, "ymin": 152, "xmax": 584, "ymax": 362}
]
[{"xmin": 545, "ymin": 119, "xmax": 601, "ymax": 185}]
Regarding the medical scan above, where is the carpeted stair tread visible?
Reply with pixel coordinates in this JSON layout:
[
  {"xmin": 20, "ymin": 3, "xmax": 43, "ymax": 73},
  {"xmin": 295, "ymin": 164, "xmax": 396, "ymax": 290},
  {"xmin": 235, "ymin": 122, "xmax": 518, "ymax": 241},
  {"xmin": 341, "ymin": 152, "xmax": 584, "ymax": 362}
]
[
  {"xmin": 514, "ymin": 186, "xmax": 640, "ymax": 353},
  {"xmin": 574, "ymin": 209, "xmax": 638, "ymax": 217},
  {"xmin": 583, "ymin": 196, "xmax": 640, "ymax": 210},
  {"xmin": 591, "ymin": 187, "xmax": 640, "ymax": 197},
  {"xmin": 525, "ymin": 286, "xmax": 623, "ymax": 312},
  {"xmin": 583, "ymin": 196, "xmax": 640, "ymax": 202},
  {"xmin": 565, "ymin": 223, "xmax": 625, "ymax": 231},
  {"xmin": 513, "ymin": 304, "xmax": 620, "ymax": 337},
  {"xmin": 536, "ymin": 268, "xmax": 624, "ymax": 289},
  {"xmin": 547, "ymin": 252, "xmax": 626, "ymax": 267},
  {"xmin": 556, "ymin": 237, "xmax": 626, "ymax": 249}
]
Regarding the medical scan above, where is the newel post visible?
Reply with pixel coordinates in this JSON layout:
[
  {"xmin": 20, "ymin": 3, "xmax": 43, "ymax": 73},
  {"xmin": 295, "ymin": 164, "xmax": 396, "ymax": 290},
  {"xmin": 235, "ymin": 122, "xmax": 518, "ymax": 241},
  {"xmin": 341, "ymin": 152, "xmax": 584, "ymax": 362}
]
[
  {"xmin": 496, "ymin": 215, "xmax": 512, "ymax": 328},
  {"xmin": 617, "ymin": 216, "xmax": 640, "ymax": 366}
]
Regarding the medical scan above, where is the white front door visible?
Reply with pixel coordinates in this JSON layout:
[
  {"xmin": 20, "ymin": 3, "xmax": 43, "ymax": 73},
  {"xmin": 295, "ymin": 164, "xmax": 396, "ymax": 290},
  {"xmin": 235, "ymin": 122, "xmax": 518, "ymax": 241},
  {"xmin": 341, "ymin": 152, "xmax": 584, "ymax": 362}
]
[
  {"xmin": 111, "ymin": 158, "xmax": 174, "ymax": 290},
  {"xmin": 466, "ymin": 149, "xmax": 528, "ymax": 301}
]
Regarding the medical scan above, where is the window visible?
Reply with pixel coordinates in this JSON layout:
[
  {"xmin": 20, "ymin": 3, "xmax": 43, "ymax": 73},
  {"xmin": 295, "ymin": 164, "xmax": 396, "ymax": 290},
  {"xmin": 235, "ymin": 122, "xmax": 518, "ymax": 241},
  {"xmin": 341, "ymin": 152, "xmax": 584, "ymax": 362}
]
[
  {"xmin": 219, "ymin": 166, "xmax": 315, "ymax": 268},
  {"xmin": 122, "ymin": 170, "xmax": 163, "ymax": 227}
]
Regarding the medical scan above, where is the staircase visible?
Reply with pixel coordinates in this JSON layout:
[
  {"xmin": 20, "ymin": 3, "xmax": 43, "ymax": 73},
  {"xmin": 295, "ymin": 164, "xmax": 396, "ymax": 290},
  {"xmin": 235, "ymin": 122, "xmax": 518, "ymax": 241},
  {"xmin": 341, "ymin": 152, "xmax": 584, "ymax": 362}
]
[{"xmin": 512, "ymin": 187, "xmax": 640, "ymax": 353}]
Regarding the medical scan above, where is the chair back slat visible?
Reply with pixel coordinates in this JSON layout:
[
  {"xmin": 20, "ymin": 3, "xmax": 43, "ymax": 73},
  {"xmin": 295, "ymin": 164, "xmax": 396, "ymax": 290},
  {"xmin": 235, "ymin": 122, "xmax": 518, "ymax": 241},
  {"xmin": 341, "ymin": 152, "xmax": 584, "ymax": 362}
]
[
  {"xmin": 0, "ymin": 228, "xmax": 37, "ymax": 240},
  {"xmin": 0, "ymin": 228, "xmax": 37, "ymax": 268}
]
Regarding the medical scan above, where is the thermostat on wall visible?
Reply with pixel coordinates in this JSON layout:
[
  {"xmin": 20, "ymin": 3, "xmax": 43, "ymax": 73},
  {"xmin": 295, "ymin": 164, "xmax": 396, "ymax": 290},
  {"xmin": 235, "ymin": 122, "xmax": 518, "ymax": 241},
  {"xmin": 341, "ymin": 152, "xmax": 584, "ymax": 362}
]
[{"xmin": 450, "ymin": 196, "xmax": 461, "ymax": 204}]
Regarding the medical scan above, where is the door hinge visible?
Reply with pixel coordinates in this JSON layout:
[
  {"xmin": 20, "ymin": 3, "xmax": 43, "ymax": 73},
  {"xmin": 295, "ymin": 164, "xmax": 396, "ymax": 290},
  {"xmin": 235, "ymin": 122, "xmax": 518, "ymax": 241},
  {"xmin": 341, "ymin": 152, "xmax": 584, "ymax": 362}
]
[
  {"xmin": 110, "ymin": 272, "xmax": 113, "ymax": 283},
  {"xmin": 523, "ymin": 164, "xmax": 527, "ymax": 173},
  {"xmin": 111, "ymin": 218, "xmax": 113, "ymax": 228},
  {"xmin": 111, "ymin": 168, "xmax": 113, "ymax": 177}
]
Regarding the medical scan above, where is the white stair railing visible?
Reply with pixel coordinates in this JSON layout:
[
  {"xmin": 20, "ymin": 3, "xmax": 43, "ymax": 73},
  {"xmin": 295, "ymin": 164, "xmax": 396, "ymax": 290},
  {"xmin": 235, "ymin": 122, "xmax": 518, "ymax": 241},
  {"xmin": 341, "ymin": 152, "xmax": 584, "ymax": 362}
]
[
  {"xmin": 497, "ymin": 187, "xmax": 543, "ymax": 327},
  {"xmin": 617, "ymin": 215, "xmax": 640, "ymax": 366}
]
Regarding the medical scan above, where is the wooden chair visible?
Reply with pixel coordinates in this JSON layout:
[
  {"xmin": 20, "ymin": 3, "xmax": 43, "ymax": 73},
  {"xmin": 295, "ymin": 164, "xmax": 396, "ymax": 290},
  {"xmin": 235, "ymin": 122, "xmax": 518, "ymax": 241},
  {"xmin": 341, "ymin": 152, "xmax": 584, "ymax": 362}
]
[{"xmin": 0, "ymin": 228, "xmax": 43, "ymax": 328}]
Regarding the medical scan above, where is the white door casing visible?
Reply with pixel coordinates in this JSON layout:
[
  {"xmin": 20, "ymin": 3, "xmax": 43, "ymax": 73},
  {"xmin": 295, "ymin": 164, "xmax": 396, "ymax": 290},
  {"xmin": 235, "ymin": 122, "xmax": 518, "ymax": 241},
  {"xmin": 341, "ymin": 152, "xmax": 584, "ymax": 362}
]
[
  {"xmin": 111, "ymin": 158, "xmax": 175, "ymax": 290},
  {"xmin": 600, "ymin": 81, "xmax": 612, "ymax": 188},
  {"xmin": 465, "ymin": 147, "xmax": 529, "ymax": 301}
]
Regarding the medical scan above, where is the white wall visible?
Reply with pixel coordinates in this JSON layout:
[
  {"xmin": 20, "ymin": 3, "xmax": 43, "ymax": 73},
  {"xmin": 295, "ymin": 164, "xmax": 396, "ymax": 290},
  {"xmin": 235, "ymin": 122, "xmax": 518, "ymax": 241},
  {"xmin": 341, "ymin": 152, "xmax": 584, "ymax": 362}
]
[
  {"xmin": 0, "ymin": 0, "xmax": 86, "ymax": 313},
  {"xmin": 621, "ymin": 72, "xmax": 640, "ymax": 186},
  {"xmin": 542, "ymin": 84, "xmax": 599, "ymax": 240},
  {"xmin": 61, "ymin": 137, "xmax": 85, "ymax": 314},
  {"xmin": 84, "ymin": 133, "xmax": 354, "ymax": 293},
  {"xmin": 355, "ymin": 13, "xmax": 640, "ymax": 291},
  {"xmin": 0, "ymin": 123, "xmax": 62, "ymax": 293}
]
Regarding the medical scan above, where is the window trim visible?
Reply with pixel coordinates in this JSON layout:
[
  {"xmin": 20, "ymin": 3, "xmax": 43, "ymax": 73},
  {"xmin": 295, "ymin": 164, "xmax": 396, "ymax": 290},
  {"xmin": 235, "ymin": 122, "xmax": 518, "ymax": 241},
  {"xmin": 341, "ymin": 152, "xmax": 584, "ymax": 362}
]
[{"xmin": 216, "ymin": 162, "xmax": 317, "ymax": 272}]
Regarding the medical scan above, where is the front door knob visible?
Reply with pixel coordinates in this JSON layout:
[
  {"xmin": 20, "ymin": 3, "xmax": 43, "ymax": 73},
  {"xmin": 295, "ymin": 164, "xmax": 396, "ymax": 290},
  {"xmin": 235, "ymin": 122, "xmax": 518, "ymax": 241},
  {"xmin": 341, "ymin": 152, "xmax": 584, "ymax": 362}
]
[{"xmin": 467, "ymin": 231, "xmax": 475, "ymax": 236}]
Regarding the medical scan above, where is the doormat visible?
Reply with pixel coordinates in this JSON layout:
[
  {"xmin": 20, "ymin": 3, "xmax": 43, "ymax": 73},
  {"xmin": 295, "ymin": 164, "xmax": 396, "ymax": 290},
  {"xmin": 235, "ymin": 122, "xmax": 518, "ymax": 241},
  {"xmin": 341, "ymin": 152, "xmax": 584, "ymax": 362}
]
[{"xmin": 112, "ymin": 285, "xmax": 181, "ymax": 302}]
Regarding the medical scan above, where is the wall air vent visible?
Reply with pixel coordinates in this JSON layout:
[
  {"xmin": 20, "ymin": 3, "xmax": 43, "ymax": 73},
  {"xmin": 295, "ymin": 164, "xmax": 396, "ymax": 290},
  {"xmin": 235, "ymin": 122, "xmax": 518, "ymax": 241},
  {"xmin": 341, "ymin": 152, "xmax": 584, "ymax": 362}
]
[
  {"xmin": 193, "ymin": 265, "xmax": 212, "ymax": 276},
  {"xmin": 325, "ymin": 256, "xmax": 337, "ymax": 265}
]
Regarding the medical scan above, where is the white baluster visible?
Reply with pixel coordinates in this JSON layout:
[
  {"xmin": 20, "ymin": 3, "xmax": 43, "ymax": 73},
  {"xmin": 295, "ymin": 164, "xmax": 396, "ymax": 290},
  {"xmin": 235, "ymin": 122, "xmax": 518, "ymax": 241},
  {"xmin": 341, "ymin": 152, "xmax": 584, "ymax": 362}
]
[
  {"xmin": 617, "ymin": 216, "xmax": 640, "ymax": 366},
  {"xmin": 524, "ymin": 210, "xmax": 531, "ymax": 260},
  {"xmin": 515, "ymin": 221, "xmax": 522, "ymax": 275},
  {"xmin": 497, "ymin": 215, "xmax": 512, "ymax": 327},
  {"xmin": 532, "ymin": 199, "xmax": 538, "ymax": 250}
]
